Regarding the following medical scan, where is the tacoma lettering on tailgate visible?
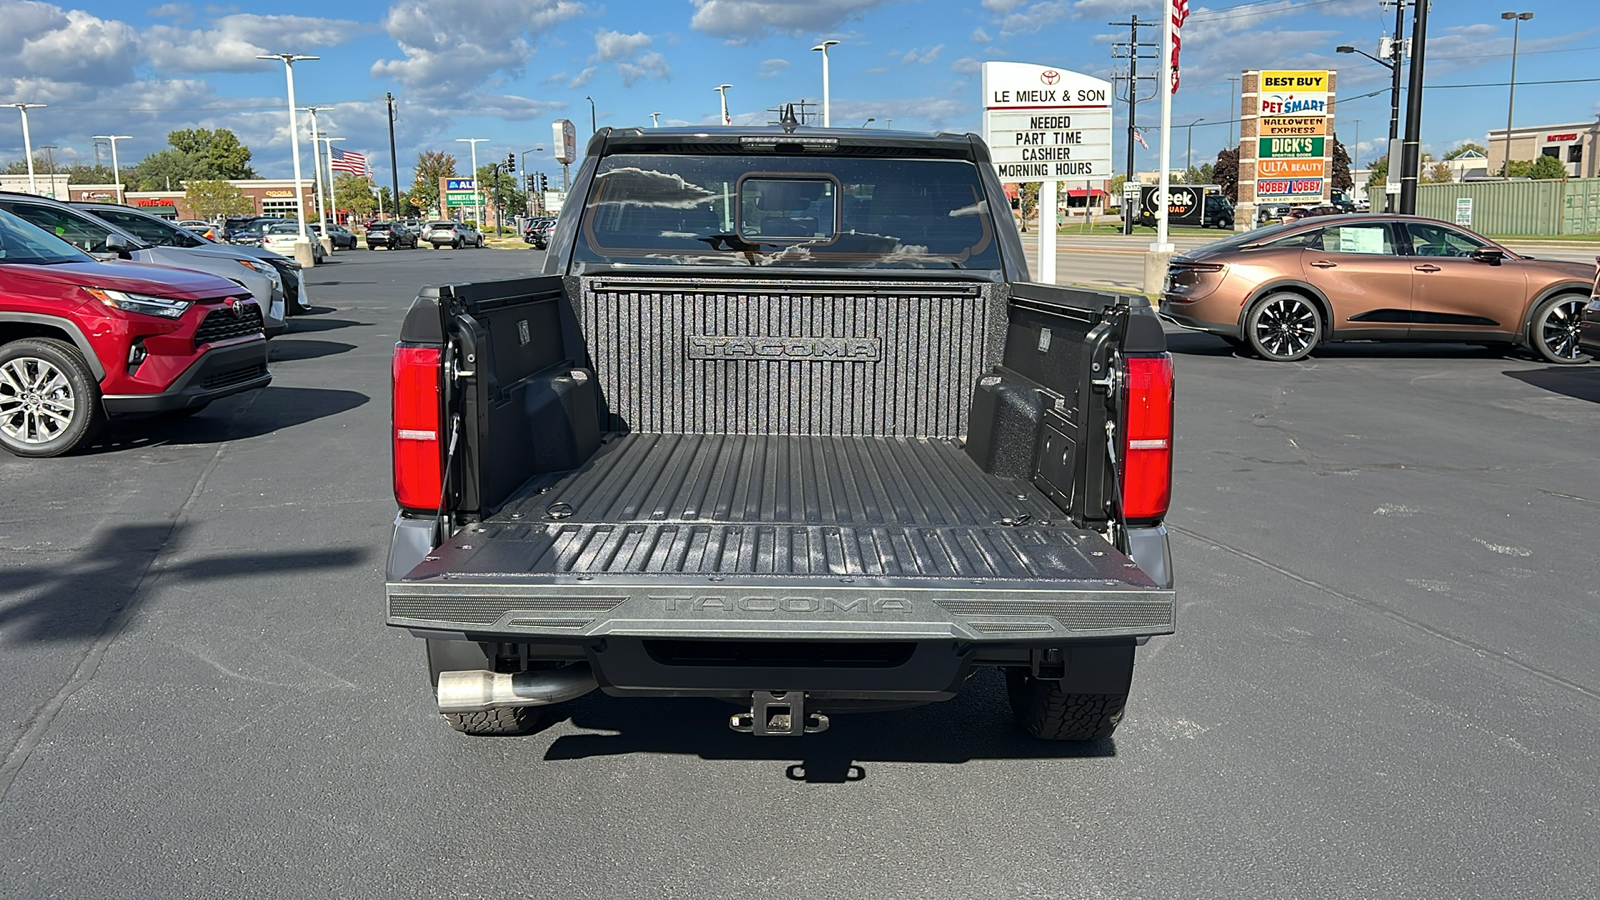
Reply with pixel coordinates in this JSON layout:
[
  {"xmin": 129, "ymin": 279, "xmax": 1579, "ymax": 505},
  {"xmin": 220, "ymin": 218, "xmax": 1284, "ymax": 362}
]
[
  {"xmin": 686, "ymin": 336, "xmax": 881, "ymax": 362},
  {"xmin": 658, "ymin": 595, "xmax": 911, "ymax": 613}
]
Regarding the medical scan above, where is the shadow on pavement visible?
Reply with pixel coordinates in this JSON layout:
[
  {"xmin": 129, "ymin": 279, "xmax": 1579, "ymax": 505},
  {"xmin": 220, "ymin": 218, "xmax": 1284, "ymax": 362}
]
[
  {"xmin": 286, "ymin": 317, "xmax": 366, "ymax": 333},
  {"xmin": 88, "ymin": 385, "xmax": 369, "ymax": 451},
  {"xmin": 0, "ymin": 522, "xmax": 370, "ymax": 644},
  {"xmin": 1503, "ymin": 366, "xmax": 1600, "ymax": 403},
  {"xmin": 1164, "ymin": 331, "xmax": 1238, "ymax": 357},
  {"xmin": 536, "ymin": 672, "xmax": 1115, "ymax": 782},
  {"xmin": 268, "ymin": 339, "xmax": 357, "ymax": 362}
]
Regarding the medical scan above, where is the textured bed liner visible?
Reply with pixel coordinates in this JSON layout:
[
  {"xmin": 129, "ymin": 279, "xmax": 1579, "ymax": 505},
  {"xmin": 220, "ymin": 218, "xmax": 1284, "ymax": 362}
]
[{"xmin": 408, "ymin": 433, "xmax": 1147, "ymax": 585}]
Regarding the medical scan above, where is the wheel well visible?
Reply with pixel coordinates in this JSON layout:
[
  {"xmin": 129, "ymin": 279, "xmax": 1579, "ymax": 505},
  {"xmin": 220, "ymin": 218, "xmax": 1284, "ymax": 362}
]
[
  {"xmin": 1242, "ymin": 285, "xmax": 1332, "ymax": 336},
  {"xmin": 0, "ymin": 320, "xmax": 76, "ymax": 348},
  {"xmin": 1524, "ymin": 289, "xmax": 1589, "ymax": 337}
]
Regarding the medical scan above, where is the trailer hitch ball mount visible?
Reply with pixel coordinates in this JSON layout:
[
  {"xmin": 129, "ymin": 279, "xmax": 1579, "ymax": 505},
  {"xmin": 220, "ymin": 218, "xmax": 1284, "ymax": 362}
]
[{"xmin": 729, "ymin": 691, "xmax": 830, "ymax": 736}]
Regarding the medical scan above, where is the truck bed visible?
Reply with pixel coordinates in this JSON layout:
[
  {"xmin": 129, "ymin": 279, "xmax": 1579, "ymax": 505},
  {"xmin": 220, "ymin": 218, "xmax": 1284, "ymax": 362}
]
[{"xmin": 389, "ymin": 433, "xmax": 1173, "ymax": 642}]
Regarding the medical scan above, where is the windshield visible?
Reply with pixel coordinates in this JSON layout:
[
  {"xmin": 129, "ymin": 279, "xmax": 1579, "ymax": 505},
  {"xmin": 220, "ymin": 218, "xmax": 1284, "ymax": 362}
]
[
  {"xmin": 572, "ymin": 154, "xmax": 1002, "ymax": 270},
  {"xmin": 0, "ymin": 208, "xmax": 94, "ymax": 265},
  {"xmin": 84, "ymin": 207, "xmax": 207, "ymax": 248},
  {"xmin": 266, "ymin": 223, "xmax": 301, "ymax": 235}
]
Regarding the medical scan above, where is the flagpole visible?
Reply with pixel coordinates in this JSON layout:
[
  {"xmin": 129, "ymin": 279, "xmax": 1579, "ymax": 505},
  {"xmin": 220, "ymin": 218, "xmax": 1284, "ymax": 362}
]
[{"xmin": 1154, "ymin": 0, "xmax": 1176, "ymax": 254}]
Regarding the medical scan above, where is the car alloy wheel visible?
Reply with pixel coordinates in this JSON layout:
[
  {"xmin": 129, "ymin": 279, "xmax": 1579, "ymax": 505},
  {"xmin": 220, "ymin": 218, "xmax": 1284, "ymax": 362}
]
[
  {"xmin": 1247, "ymin": 292, "xmax": 1321, "ymax": 361},
  {"xmin": 1530, "ymin": 294, "xmax": 1591, "ymax": 365},
  {"xmin": 0, "ymin": 339, "xmax": 103, "ymax": 457}
]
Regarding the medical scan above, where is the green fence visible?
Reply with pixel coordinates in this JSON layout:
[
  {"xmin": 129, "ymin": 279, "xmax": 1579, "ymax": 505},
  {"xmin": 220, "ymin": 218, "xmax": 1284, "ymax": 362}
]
[{"xmin": 1415, "ymin": 179, "xmax": 1600, "ymax": 236}]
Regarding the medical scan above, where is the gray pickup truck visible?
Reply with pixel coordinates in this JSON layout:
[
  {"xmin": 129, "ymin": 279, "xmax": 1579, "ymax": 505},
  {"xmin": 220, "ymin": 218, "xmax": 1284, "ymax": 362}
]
[{"xmin": 385, "ymin": 124, "xmax": 1176, "ymax": 742}]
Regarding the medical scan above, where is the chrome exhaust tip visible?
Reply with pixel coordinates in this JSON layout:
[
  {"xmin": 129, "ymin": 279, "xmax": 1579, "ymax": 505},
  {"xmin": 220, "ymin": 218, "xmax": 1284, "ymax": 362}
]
[{"xmin": 436, "ymin": 664, "xmax": 597, "ymax": 714}]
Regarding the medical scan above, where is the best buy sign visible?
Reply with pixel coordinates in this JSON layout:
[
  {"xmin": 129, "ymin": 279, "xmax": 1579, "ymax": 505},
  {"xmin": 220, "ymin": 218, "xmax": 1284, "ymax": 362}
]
[{"xmin": 1258, "ymin": 136, "xmax": 1324, "ymax": 158}]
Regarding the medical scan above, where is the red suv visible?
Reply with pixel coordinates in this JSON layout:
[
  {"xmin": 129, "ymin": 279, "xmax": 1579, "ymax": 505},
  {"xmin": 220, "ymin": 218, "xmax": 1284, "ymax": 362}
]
[{"xmin": 0, "ymin": 207, "xmax": 271, "ymax": 457}]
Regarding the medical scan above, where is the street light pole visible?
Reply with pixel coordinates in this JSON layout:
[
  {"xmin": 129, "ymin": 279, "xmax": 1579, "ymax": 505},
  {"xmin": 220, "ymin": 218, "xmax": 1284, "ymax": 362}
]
[
  {"xmin": 715, "ymin": 84, "xmax": 732, "ymax": 125},
  {"xmin": 1338, "ymin": 16, "xmax": 1404, "ymax": 211},
  {"xmin": 585, "ymin": 96, "xmax": 597, "ymax": 134},
  {"xmin": 1501, "ymin": 11, "xmax": 1534, "ymax": 177},
  {"xmin": 94, "ymin": 134, "xmax": 131, "ymax": 203},
  {"xmin": 257, "ymin": 53, "xmax": 319, "ymax": 266},
  {"xmin": 1351, "ymin": 118, "xmax": 1361, "ymax": 170},
  {"xmin": 7, "ymin": 104, "xmax": 46, "ymax": 195},
  {"xmin": 1184, "ymin": 117, "xmax": 1205, "ymax": 179},
  {"xmin": 650, "ymin": 112, "xmax": 661, "ymax": 127},
  {"xmin": 812, "ymin": 40, "xmax": 840, "ymax": 127},
  {"xmin": 303, "ymin": 107, "xmax": 331, "ymax": 243},
  {"xmin": 456, "ymin": 137, "xmax": 487, "ymax": 226},
  {"xmin": 1398, "ymin": 0, "xmax": 1429, "ymax": 214}
]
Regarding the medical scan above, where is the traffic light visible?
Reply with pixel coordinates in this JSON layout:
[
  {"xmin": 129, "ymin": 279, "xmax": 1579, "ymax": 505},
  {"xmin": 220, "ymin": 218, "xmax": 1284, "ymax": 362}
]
[
  {"xmin": 506, "ymin": 152, "xmax": 515, "ymax": 174},
  {"xmin": 539, "ymin": 173, "xmax": 548, "ymax": 192}
]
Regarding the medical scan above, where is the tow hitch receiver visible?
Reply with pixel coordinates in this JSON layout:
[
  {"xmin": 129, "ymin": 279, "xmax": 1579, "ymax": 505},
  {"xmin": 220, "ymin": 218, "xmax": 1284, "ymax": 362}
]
[{"xmin": 729, "ymin": 691, "xmax": 830, "ymax": 736}]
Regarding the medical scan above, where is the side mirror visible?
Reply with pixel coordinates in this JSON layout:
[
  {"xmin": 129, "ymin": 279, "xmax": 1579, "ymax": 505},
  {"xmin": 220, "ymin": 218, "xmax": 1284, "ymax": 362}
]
[
  {"xmin": 103, "ymin": 232, "xmax": 136, "ymax": 259},
  {"xmin": 1471, "ymin": 247, "xmax": 1505, "ymax": 266}
]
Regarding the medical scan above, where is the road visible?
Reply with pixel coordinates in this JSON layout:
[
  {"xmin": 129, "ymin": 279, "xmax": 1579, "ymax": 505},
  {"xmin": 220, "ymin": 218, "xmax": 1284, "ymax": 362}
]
[{"xmin": 2, "ymin": 247, "xmax": 1597, "ymax": 899}]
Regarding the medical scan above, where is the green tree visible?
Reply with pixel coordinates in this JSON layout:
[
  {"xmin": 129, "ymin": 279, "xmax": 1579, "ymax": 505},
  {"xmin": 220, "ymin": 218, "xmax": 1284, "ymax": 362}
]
[
  {"xmin": 1365, "ymin": 154, "xmax": 1388, "ymax": 192},
  {"xmin": 1015, "ymin": 182, "xmax": 1040, "ymax": 231},
  {"xmin": 1422, "ymin": 162, "xmax": 1454, "ymax": 184},
  {"xmin": 1331, "ymin": 136, "xmax": 1353, "ymax": 191},
  {"xmin": 1183, "ymin": 162, "xmax": 1215, "ymax": 185},
  {"xmin": 166, "ymin": 128, "xmax": 256, "ymax": 180},
  {"xmin": 1212, "ymin": 147, "xmax": 1238, "ymax": 202},
  {"xmin": 335, "ymin": 174, "xmax": 377, "ymax": 219},
  {"xmin": 1508, "ymin": 155, "xmax": 1567, "ymax": 179},
  {"xmin": 1444, "ymin": 142, "xmax": 1487, "ymax": 160},
  {"xmin": 184, "ymin": 179, "xmax": 255, "ymax": 220},
  {"xmin": 409, "ymin": 151, "xmax": 457, "ymax": 217},
  {"xmin": 476, "ymin": 163, "xmax": 527, "ymax": 230}
]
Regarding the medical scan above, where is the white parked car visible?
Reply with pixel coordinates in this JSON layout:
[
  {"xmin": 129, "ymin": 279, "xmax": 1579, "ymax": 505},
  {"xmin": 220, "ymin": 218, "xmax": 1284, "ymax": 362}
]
[{"xmin": 259, "ymin": 222, "xmax": 327, "ymax": 261}]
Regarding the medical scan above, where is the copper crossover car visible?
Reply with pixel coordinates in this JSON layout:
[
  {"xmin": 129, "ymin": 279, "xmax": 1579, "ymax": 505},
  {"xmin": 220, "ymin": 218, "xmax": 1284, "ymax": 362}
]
[{"xmin": 1161, "ymin": 214, "xmax": 1593, "ymax": 363}]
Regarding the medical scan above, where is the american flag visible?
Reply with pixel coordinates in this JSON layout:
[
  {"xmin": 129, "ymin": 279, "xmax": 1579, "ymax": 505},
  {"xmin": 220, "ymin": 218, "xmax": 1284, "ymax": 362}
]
[{"xmin": 329, "ymin": 147, "xmax": 367, "ymax": 175}]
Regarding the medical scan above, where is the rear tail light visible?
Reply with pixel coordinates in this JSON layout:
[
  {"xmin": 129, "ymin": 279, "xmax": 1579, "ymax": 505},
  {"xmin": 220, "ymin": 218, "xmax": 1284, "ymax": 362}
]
[
  {"xmin": 1171, "ymin": 261, "xmax": 1224, "ymax": 273},
  {"xmin": 1122, "ymin": 353, "xmax": 1174, "ymax": 523},
  {"xmin": 392, "ymin": 344, "xmax": 444, "ymax": 511}
]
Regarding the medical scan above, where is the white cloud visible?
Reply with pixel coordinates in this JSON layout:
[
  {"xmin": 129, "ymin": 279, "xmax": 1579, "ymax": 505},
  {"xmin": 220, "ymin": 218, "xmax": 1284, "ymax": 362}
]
[
  {"xmin": 372, "ymin": 0, "xmax": 585, "ymax": 97},
  {"xmin": 593, "ymin": 29, "xmax": 652, "ymax": 61},
  {"xmin": 971, "ymin": 28, "xmax": 992, "ymax": 43},
  {"xmin": 689, "ymin": 0, "xmax": 890, "ymax": 42},
  {"xmin": 901, "ymin": 44, "xmax": 944, "ymax": 66},
  {"xmin": 951, "ymin": 57, "xmax": 981, "ymax": 75},
  {"xmin": 617, "ymin": 51, "xmax": 670, "ymax": 86},
  {"xmin": 15, "ymin": 9, "xmax": 139, "ymax": 87},
  {"xmin": 567, "ymin": 66, "xmax": 598, "ymax": 89},
  {"xmin": 998, "ymin": 0, "xmax": 1072, "ymax": 38},
  {"xmin": 144, "ymin": 14, "xmax": 366, "ymax": 74},
  {"xmin": 981, "ymin": 0, "xmax": 1025, "ymax": 10}
]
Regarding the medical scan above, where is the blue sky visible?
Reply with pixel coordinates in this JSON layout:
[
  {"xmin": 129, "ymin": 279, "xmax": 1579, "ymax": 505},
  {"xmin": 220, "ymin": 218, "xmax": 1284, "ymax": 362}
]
[{"xmin": 1, "ymin": 0, "xmax": 1595, "ymax": 188}]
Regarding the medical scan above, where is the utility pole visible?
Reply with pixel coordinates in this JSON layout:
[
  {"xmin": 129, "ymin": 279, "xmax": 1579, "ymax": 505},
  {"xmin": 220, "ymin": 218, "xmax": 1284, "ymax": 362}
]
[
  {"xmin": 1385, "ymin": 0, "xmax": 1406, "ymax": 211},
  {"xmin": 1399, "ymin": 0, "xmax": 1428, "ymax": 214},
  {"xmin": 1110, "ymin": 15, "xmax": 1158, "ymax": 235},
  {"xmin": 386, "ymin": 92, "xmax": 400, "ymax": 219}
]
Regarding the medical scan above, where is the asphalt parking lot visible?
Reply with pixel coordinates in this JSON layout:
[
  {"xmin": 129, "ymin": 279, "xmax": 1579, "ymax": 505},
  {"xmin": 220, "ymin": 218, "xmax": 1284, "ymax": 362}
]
[{"xmin": 1, "ymin": 246, "xmax": 1597, "ymax": 899}]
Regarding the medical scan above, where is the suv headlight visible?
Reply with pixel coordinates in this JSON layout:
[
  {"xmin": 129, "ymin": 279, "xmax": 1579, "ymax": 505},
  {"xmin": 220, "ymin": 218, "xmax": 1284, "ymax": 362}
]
[{"xmin": 84, "ymin": 287, "xmax": 192, "ymax": 319}]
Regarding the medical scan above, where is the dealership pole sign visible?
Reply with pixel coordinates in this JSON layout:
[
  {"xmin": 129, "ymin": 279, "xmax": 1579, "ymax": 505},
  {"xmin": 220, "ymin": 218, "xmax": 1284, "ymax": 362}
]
[
  {"xmin": 1236, "ymin": 68, "xmax": 1336, "ymax": 229},
  {"xmin": 982, "ymin": 62, "xmax": 1113, "ymax": 182}
]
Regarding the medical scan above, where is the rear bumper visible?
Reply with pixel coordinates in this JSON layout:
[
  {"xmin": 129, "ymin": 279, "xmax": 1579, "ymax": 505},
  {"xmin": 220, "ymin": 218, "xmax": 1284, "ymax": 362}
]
[
  {"xmin": 102, "ymin": 339, "xmax": 271, "ymax": 414},
  {"xmin": 1160, "ymin": 298, "xmax": 1242, "ymax": 338}
]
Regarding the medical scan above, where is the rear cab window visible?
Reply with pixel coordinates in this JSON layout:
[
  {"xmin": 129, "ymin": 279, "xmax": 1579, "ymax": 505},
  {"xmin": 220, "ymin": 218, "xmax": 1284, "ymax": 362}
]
[{"xmin": 573, "ymin": 155, "xmax": 1002, "ymax": 270}]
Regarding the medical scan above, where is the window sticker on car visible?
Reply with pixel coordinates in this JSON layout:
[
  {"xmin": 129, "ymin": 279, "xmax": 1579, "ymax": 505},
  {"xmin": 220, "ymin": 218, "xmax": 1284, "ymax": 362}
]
[{"xmin": 1339, "ymin": 227, "xmax": 1385, "ymax": 255}]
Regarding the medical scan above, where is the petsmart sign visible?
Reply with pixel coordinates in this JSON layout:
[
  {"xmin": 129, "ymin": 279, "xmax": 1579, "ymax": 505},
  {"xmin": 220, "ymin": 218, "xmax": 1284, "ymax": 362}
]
[
  {"xmin": 982, "ymin": 62, "xmax": 1113, "ymax": 181},
  {"xmin": 1259, "ymin": 70, "xmax": 1329, "ymax": 116}
]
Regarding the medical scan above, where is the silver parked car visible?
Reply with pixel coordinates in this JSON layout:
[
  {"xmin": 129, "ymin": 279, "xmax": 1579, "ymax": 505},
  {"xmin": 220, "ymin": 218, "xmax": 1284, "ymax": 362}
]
[
  {"xmin": 0, "ymin": 194, "xmax": 286, "ymax": 336},
  {"xmin": 70, "ymin": 202, "xmax": 311, "ymax": 317},
  {"xmin": 425, "ymin": 220, "xmax": 484, "ymax": 249}
]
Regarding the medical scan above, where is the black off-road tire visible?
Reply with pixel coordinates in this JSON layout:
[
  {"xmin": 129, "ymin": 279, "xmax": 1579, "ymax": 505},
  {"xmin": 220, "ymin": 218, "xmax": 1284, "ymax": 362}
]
[
  {"xmin": 1006, "ymin": 668, "xmax": 1129, "ymax": 741},
  {"xmin": 0, "ymin": 338, "xmax": 105, "ymax": 458},
  {"xmin": 426, "ymin": 638, "xmax": 542, "ymax": 736},
  {"xmin": 445, "ymin": 706, "xmax": 541, "ymax": 736}
]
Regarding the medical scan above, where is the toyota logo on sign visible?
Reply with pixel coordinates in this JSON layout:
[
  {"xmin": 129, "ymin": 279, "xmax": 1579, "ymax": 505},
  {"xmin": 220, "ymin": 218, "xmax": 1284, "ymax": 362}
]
[{"xmin": 1040, "ymin": 70, "xmax": 1060, "ymax": 85}]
